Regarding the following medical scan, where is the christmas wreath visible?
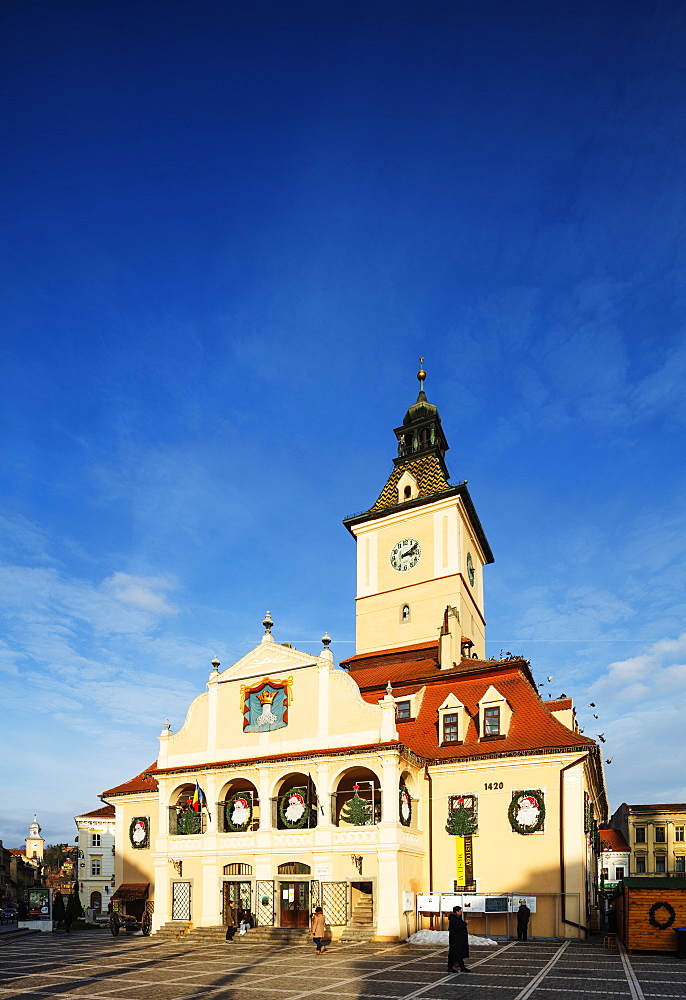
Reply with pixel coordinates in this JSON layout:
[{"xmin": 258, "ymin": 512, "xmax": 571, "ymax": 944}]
[
  {"xmin": 224, "ymin": 792, "xmax": 253, "ymax": 832},
  {"xmin": 508, "ymin": 790, "xmax": 545, "ymax": 834},
  {"xmin": 399, "ymin": 785, "xmax": 412, "ymax": 827},
  {"xmin": 648, "ymin": 901, "xmax": 676, "ymax": 930},
  {"xmin": 279, "ymin": 788, "xmax": 310, "ymax": 829},
  {"xmin": 129, "ymin": 816, "xmax": 149, "ymax": 849}
]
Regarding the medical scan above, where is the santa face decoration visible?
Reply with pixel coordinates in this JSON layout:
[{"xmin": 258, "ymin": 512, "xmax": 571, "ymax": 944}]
[
  {"xmin": 231, "ymin": 798, "xmax": 250, "ymax": 828},
  {"xmin": 129, "ymin": 816, "xmax": 149, "ymax": 848},
  {"xmin": 285, "ymin": 792, "xmax": 306, "ymax": 824},
  {"xmin": 509, "ymin": 790, "xmax": 545, "ymax": 834}
]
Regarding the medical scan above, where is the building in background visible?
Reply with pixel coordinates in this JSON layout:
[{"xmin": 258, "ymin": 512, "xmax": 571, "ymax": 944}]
[
  {"xmin": 599, "ymin": 827, "xmax": 630, "ymax": 891},
  {"xmin": 611, "ymin": 803, "xmax": 686, "ymax": 876},
  {"xmin": 102, "ymin": 370, "xmax": 608, "ymax": 940},
  {"xmin": 74, "ymin": 805, "xmax": 116, "ymax": 915}
]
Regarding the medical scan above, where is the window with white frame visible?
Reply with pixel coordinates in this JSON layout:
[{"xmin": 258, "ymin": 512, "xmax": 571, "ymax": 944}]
[
  {"xmin": 91, "ymin": 858, "xmax": 101, "ymax": 876},
  {"xmin": 91, "ymin": 833, "xmax": 101, "ymax": 847}
]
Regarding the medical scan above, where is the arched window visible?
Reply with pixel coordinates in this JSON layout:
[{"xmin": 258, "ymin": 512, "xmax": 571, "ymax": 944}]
[
  {"xmin": 334, "ymin": 767, "xmax": 381, "ymax": 826},
  {"xmin": 90, "ymin": 891, "xmax": 102, "ymax": 912},
  {"xmin": 277, "ymin": 862, "xmax": 311, "ymax": 875},
  {"xmin": 223, "ymin": 863, "xmax": 253, "ymax": 875},
  {"xmin": 169, "ymin": 784, "xmax": 205, "ymax": 835}
]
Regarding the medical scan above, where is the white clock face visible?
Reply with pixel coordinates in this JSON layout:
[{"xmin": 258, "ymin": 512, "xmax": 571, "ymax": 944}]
[{"xmin": 390, "ymin": 538, "xmax": 421, "ymax": 572}]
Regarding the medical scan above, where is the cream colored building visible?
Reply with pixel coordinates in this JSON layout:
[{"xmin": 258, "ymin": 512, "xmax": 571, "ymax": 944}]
[
  {"xmin": 74, "ymin": 805, "xmax": 116, "ymax": 915},
  {"xmin": 611, "ymin": 803, "xmax": 686, "ymax": 876},
  {"xmin": 103, "ymin": 370, "xmax": 608, "ymax": 940}
]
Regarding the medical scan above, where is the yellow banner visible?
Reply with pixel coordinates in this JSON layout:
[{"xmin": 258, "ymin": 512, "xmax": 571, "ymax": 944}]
[{"xmin": 455, "ymin": 835, "xmax": 466, "ymax": 887}]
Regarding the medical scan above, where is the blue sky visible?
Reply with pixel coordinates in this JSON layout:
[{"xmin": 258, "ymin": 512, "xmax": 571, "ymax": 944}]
[{"xmin": 1, "ymin": 0, "xmax": 685, "ymax": 847}]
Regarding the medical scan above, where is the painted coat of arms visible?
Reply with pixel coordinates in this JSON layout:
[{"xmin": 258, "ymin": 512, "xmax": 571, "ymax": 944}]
[{"xmin": 240, "ymin": 677, "xmax": 293, "ymax": 732}]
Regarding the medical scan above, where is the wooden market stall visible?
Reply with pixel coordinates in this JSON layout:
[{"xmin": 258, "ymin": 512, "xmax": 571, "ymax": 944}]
[{"xmin": 616, "ymin": 877, "xmax": 686, "ymax": 953}]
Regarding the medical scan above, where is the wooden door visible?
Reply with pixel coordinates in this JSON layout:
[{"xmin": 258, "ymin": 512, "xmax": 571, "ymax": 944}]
[{"xmin": 279, "ymin": 881, "xmax": 310, "ymax": 927}]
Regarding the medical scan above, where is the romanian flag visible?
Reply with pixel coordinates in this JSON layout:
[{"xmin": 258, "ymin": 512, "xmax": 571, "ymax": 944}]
[{"xmin": 191, "ymin": 781, "xmax": 206, "ymax": 813}]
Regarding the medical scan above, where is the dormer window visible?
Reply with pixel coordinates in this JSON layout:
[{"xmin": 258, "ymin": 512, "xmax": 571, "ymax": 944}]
[
  {"xmin": 477, "ymin": 685, "xmax": 512, "ymax": 739},
  {"xmin": 397, "ymin": 470, "xmax": 419, "ymax": 504},
  {"xmin": 396, "ymin": 701, "xmax": 411, "ymax": 720},
  {"xmin": 442, "ymin": 713, "xmax": 459, "ymax": 743},
  {"xmin": 438, "ymin": 693, "xmax": 467, "ymax": 746},
  {"xmin": 484, "ymin": 706, "xmax": 500, "ymax": 736}
]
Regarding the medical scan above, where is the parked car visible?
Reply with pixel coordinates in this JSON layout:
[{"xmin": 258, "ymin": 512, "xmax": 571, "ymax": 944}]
[{"xmin": 3, "ymin": 907, "xmax": 18, "ymax": 920}]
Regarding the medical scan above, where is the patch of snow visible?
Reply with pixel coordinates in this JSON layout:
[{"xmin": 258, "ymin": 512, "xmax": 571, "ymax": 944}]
[{"xmin": 407, "ymin": 929, "xmax": 498, "ymax": 946}]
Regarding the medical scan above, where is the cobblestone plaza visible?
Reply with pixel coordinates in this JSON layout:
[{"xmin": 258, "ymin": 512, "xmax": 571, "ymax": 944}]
[{"xmin": 1, "ymin": 936, "xmax": 684, "ymax": 1000}]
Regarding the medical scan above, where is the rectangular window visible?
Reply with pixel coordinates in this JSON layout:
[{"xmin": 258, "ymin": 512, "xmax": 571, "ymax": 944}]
[
  {"xmin": 655, "ymin": 827, "xmax": 666, "ymax": 843},
  {"xmin": 601, "ymin": 867, "xmax": 608, "ymax": 880},
  {"xmin": 91, "ymin": 833, "xmax": 101, "ymax": 847},
  {"xmin": 634, "ymin": 827, "xmax": 646, "ymax": 843},
  {"xmin": 396, "ymin": 701, "xmax": 411, "ymax": 719},
  {"xmin": 676, "ymin": 856, "xmax": 685, "ymax": 873},
  {"xmin": 443, "ymin": 713, "xmax": 459, "ymax": 744},
  {"xmin": 655, "ymin": 856, "xmax": 666, "ymax": 873},
  {"xmin": 91, "ymin": 859, "xmax": 101, "ymax": 876},
  {"xmin": 635, "ymin": 857, "xmax": 646, "ymax": 873},
  {"xmin": 484, "ymin": 706, "xmax": 500, "ymax": 736},
  {"xmin": 615, "ymin": 867, "xmax": 624, "ymax": 880},
  {"xmin": 675, "ymin": 826, "xmax": 684, "ymax": 842}
]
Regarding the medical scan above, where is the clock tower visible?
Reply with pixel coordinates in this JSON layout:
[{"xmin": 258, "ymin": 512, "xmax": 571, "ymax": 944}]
[{"xmin": 343, "ymin": 365, "xmax": 493, "ymax": 657}]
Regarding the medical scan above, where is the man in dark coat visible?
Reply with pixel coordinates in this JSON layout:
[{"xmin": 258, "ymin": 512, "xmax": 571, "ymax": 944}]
[
  {"xmin": 517, "ymin": 902, "xmax": 531, "ymax": 941},
  {"xmin": 447, "ymin": 906, "xmax": 470, "ymax": 972}
]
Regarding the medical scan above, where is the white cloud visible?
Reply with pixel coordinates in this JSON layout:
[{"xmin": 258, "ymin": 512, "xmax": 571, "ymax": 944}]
[{"xmin": 101, "ymin": 572, "xmax": 178, "ymax": 615}]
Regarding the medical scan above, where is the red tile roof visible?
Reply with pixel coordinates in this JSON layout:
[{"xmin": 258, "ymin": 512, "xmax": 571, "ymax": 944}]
[
  {"xmin": 544, "ymin": 698, "xmax": 573, "ymax": 711},
  {"xmin": 341, "ymin": 641, "xmax": 438, "ymax": 667},
  {"xmin": 102, "ymin": 763, "xmax": 159, "ymax": 797},
  {"xmin": 600, "ymin": 829, "xmax": 630, "ymax": 852},
  {"xmin": 358, "ymin": 655, "xmax": 595, "ymax": 760},
  {"xmin": 76, "ymin": 804, "xmax": 115, "ymax": 819}
]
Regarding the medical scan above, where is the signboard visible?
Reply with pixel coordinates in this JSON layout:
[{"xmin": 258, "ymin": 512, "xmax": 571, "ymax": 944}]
[
  {"xmin": 416, "ymin": 893, "xmax": 441, "ymax": 912},
  {"xmin": 314, "ymin": 864, "xmax": 331, "ymax": 881},
  {"xmin": 510, "ymin": 895, "xmax": 537, "ymax": 913},
  {"xmin": 460, "ymin": 895, "xmax": 485, "ymax": 912},
  {"xmin": 402, "ymin": 891, "xmax": 415, "ymax": 912},
  {"xmin": 441, "ymin": 894, "xmax": 463, "ymax": 912},
  {"xmin": 28, "ymin": 888, "xmax": 50, "ymax": 919},
  {"xmin": 485, "ymin": 896, "xmax": 509, "ymax": 912}
]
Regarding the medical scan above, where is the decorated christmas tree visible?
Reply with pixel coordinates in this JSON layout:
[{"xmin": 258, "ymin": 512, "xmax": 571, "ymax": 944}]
[
  {"xmin": 445, "ymin": 802, "xmax": 478, "ymax": 836},
  {"xmin": 340, "ymin": 787, "xmax": 372, "ymax": 826}
]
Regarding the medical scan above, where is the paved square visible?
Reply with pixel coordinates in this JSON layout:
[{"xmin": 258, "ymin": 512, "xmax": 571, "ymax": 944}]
[{"xmin": 0, "ymin": 933, "xmax": 682, "ymax": 1000}]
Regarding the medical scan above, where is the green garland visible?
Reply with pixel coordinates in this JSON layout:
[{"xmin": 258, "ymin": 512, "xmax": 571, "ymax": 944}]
[
  {"xmin": 279, "ymin": 788, "xmax": 310, "ymax": 829},
  {"xmin": 224, "ymin": 792, "xmax": 253, "ymax": 832},
  {"xmin": 399, "ymin": 785, "xmax": 412, "ymax": 827},
  {"xmin": 508, "ymin": 790, "xmax": 545, "ymax": 835}
]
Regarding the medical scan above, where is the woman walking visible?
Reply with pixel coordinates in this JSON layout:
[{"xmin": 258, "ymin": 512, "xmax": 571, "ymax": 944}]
[{"xmin": 311, "ymin": 906, "xmax": 327, "ymax": 954}]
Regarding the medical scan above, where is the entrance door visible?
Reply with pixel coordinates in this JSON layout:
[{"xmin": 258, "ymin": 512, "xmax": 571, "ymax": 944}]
[
  {"xmin": 223, "ymin": 881, "xmax": 252, "ymax": 925},
  {"xmin": 279, "ymin": 881, "xmax": 310, "ymax": 927},
  {"xmin": 171, "ymin": 881, "xmax": 191, "ymax": 921}
]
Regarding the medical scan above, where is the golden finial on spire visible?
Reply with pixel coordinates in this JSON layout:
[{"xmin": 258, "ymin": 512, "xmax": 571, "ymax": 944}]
[{"xmin": 417, "ymin": 357, "xmax": 426, "ymax": 394}]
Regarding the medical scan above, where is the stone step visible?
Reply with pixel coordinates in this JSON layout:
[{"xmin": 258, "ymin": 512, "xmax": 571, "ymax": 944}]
[
  {"xmin": 179, "ymin": 925, "xmax": 312, "ymax": 946},
  {"xmin": 153, "ymin": 921, "xmax": 190, "ymax": 939},
  {"xmin": 340, "ymin": 926, "xmax": 376, "ymax": 943}
]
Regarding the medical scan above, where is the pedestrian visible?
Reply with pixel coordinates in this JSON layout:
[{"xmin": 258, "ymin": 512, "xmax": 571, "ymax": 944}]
[
  {"xmin": 310, "ymin": 905, "xmax": 327, "ymax": 954},
  {"xmin": 225, "ymin": 904, "xmax": 237, "ymax": 941},
  {"xmin": 447, "ymin": 905, "xmax": 470, "ymax": 973},
  {"xmin": 517, "ymin": 901, "xmax": 531, "ymax": 942}
]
